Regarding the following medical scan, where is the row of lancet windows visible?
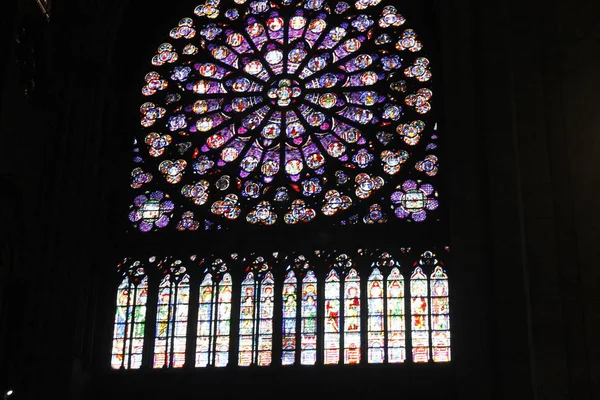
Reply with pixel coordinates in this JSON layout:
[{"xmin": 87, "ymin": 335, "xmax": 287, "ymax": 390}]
[{"xmin": 111, "ymin": 251, "xmax": 450, "ymax": 369}]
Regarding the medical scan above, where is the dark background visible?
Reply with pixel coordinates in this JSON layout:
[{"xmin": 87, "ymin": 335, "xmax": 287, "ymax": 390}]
[{"xmin": 0, "ymin": 0, "xmax": 598, "ymax": 399}]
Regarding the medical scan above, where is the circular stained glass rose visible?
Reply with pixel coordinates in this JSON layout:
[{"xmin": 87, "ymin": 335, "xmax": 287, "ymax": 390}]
[{"xmin": 135, "ymin": 0, "xmax": 439, "ymax": 227}]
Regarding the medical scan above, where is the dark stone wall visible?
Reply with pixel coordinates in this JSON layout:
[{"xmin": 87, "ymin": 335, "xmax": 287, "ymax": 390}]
[
  {"xmin": 553, "ymin": 1, "xmax": 600, "ymax": 395},
  {"xmin": 0, "ymin": 0, "xmax": 597, "ymax": 399}
]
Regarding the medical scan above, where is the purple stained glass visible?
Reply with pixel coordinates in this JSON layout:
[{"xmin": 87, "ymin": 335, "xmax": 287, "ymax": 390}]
[
  {"xmin": 402, "ymin": 180, "xmax": 418, "ymax": 191},
  {"xmin": 412, "ymin": 210, "xmax": 427, "ymax": 222},
  {"xmin": 129, "ymin": 191, "xmax": 175, "ymax": 231},
  {"xmin": 133, "ymin": 0, "xmax": 438, "ymax": 227}
]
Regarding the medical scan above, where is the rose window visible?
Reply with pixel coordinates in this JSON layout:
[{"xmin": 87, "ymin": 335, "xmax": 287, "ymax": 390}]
[{"xmin": 131, "ymin": 0, "xmax": 441, "ymax": 230}]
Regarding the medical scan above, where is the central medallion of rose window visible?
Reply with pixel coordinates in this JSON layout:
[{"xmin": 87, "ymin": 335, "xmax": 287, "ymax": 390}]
[{"xmin": 267, "ymin": 79, "xmax": 302, "ymax": 107}]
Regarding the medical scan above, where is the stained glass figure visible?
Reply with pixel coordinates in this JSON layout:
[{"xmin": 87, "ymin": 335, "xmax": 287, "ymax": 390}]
[
  {"xmin": 410, "ymin": 266, "xmax": 429, "ymax": 363},
  {"xmin": 238, "ymin": 272, "xmax": 256, "ymax": 366},
  {"xmin": 323, "ymin": 269, "xmax": 340, "ymax": 365},
  {"xmin": 281, "ymin": 270, "xmax": 297, "ymax": 365},
  {"xmin": 153, "ymin": 261, "xmax": 190, "ymax": 368},
  {"xmin": 367, "ymin": 267, "xmax": 385, "ymax": 363},
  {"xmin": 111, "ymin": 261, "xmax": 148, "ymax": 369},
  {"xmin": 366, "ymin": 252, "xmax": 406, "ymax": 364},
  {"xmin": 386, "ymin": 267, "xmax": 406, "ymax": 363},
  {"xmin": 301, "ymin": 270, "xmax": 318, "ymax": 365},
  {"xmin": 257, "ymin": 271, "xmax": 275, "ymax": 366},
  {"xmin": 132, "ymin": 0, "xmax": 440, "ymax": 230},
  {"xmin": 196, "ymin": 258, "xmax": 233, "ymax": 367},
  {"xmin": 430, "ymin": 265, "xmax": 450, "ymax": 362},
  {"xmin": 112, "ymin": 249, "xmax": 450, "ymax": 368},
  {"xmin": 238, "ymin": 257, "xmax": 274, "ymax": 366},
  {"xmin": 343, "ymin": 268, "xmax": 361, "ymax": 364}
]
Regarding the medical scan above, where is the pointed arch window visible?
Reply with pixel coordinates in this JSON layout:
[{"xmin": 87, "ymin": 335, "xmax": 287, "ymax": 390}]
[
  {"xmin": 323, "ymin": 253, "xmax": 361, "ymax": 365},
  {"xmin": 281, "ymin": 270, "xmax": 297, "ymax": 365},
  {"xmin": 323, "ymin": 269, "xmax": 340, "ymax": 365},
  {"xmin": 238, "ymin": 273, "xmax": 256, "ymax": 366},
  {"xmin": 367, "ymin": 252, "xmax": 406, "ymax": 364},
  {"xmin": 301, "ymin": 269, "xmax": 318, "ymax": 365},
  {"xmin": 238, "ymin": 257, "xmax": 274, "ymax": 366},
  {"xmin": 430, "ymin": 263, "xmax": 451, "ymax": 362},
  {"xmin": 111, "ymin": 261, "xmax": 148, "ymax": 369},
  {"xmin": 367, "ymin": 266, "xmax": 385, "ymax": 363},
  {"xmin": 409, "ymin": 251, "xmax": 451, "ymax": 363},
  {"xmin": 343, "ymin": 268, "xmax": 361, "ymax": 364},
  {"xmin": 387, "ymin": 266, "xmax": 407, "ymax": 363},
  {"xmin": 153, "ymin": 260, "xmax": 190, "ymax": 368},
  {"xmin": 196, "ymin": 258, "xmax": 233, "ymax": 367},
  {"xmin": 410, "ymin": 265, "xmax": 429, "ymax": 363},
  {"xmin": 280, "ymin": 255, "xmax": 318, "ymax": 366}
]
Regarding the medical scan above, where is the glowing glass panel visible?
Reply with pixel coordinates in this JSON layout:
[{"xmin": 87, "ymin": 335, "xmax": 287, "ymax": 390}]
[
  {"xmin": 301, "ymin": 270, "xmax": 318, "ymax": 365},
  {"xmin": 238, "ymin": 272, "xmax": 255, "ymax": 366},
  {"xmin": 324, "ymin": 270, "xmax": 340, "ymax": 365},
  {"xmin": 431, "ymin": 266, "xmax": 451, "ymax": 362},
  {"xmin": 111, "ymin": 266, "xmax": 148, "ymax": 369},
  {"xmin": 196, "ymin": 273, "xmax": 214, "ymax": 367},
  {"xmin": 281, "ymin": 270, "xmax": 297, "ymax": 366},
  {"xmin": 238, "ymin": 270, "xmax": 274, "ymax": 366},
  {"xmin": 410, "ymin": 266, "xmax": 429, "ymax": 363},
  {"xmin": 367, "ymin": 267, "xmax": 385, "ymax": 364},
  {"xmin": 112, "ymin": 250, "xmax": 450, "ymax": 368},
  {"xmin": 196, "ymin": 272, "xmax": 232, "ymax": 367},
  {"xmin": 257, "ymin": 272, "xmax": 275, "ymax": 366},
  {"xmin": 387, "ymin": 267, "xmax": 406, "ymax": 363},
  {"xmin": 344, "ymin": 269, "xmax": 361, "ymax": 364},
  {"xmin": 153, "ymin": 268, "xmax": 190, "ymax": 368}
]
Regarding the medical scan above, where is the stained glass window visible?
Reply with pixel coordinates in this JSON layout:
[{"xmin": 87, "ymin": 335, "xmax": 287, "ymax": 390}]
[
  {"xmin": 280, "ymin": 254, "xmax": 317, "ymax": 366},
  {"xmin": 238, "ymin": 272, "xmax": 256, "ymax": 366},
  {"xmin": 323, "ymin": 269, "xmax": 340, "ymax": 364},
  {"xmin": 281, "ymin": 270, "xmax": 297, "ymax": 365},
  {"xmin": 301, "ymin": 269, "xmax": 318, "ymax": 365},
  {"xmin": 111, "ymin": 261, "xmax": 148, "ymax": 369},
  {"xmin": 430, "ymin": 264, "xmax": 451, "ymax": 362},
  {"xmin": 130, "ymin": 0, "xmax": 440, "ymax": 231},
  {"xmin": 410, "ymin": 265, "xmax": 429, "ymax": 363},
  {"xmin": 323, "ymin": 253, "xmax": 358, "ymax": 364},
  {"xmin": 115, "ymin": 0, "xmax": 451, "ymax": 373},
  {"xmin": 343, "ymin": 268, "xmax": 361, "ymax": 364},
  {"xmin": 409, "ymin": 251, "xmax": 452, "ymax": 363},
  {"xmin": 387, "ymin": 266, "xmax": 406, "ymax": 363},
  {"xmin": 257, "ymin": 271, "xmax": 275, "ymax": 365},
  {"xmin": 367, "ymin": 267, "xmax": 385, "ymax": 363},
  {"xmin": 367, "ymin": 252, "xmax": 406, "ymax": 364},
  {"xmin": 196, "ymin": 259, "xmax": 233, "ymax": 367},
  {"xmin": 238, "ymin": 257, "xmax": 274, "ymax": 366},
  {"xmin": 110, "ymin": 250, "xmax": 450, "ymax": 368},
  {"xmin": 153, "ymin": 261, "xmax": 190, "ymax": 368}
]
